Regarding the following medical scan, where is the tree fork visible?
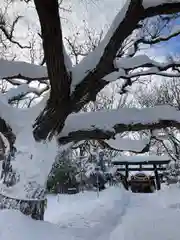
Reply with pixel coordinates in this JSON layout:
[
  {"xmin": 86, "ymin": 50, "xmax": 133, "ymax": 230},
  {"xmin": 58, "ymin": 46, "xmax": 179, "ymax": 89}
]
[{"xmin": 33, "ymin": 95, "xmax": 71, "ymax": 140}]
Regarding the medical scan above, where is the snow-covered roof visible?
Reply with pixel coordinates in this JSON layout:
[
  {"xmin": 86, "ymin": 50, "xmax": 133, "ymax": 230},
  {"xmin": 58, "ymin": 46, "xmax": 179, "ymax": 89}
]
[{"xmin": 112, "ymin": 154, "xmax": 171, "ymax": 163}]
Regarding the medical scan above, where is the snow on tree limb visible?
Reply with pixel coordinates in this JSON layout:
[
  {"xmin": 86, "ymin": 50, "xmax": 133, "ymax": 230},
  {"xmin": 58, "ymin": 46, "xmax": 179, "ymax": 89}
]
[
  {"xmin": 58, "ymin": 105, "xmax": 180, "ymax": 144},
  {"xmin": 5, "ymin": 84, "xmax": 49, "ymax": 103},
  {"xmin": 134, "ymin": 29, "xmax": 180, "ymax": 49},
  {"xmin": 104, "ymin": 56, "xmax": 180, "ymax": 81},
  {"xmin": 72, "ymin": 138, "xmax": 151, "ymax": 153},
  {"xmin": 99, "ymin": 137, "xmax": 151, "ymax": 153},
  {"xmin": 0, "ymin": 59, "xmax": 47, "ymax": 81},
  {"xmin": 1, "ymin": 54, "xmax": 179, "ymax": 92},
  {"xmin": 115, "ymin": 55, "xmax": 180, "ymax": 71}
]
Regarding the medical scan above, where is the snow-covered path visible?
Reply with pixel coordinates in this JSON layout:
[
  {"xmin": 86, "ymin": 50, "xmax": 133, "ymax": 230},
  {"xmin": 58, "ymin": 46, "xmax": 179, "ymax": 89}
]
[
  {"xmin": 111, "ymin": 186, "xmax": 180, "ymax": 240},
  {"xmin": 1, "ymin": 185, "xmax": 180, "ymax": 240},
  {"xmin": 45, "ymin": 187, "xmax": 131, "ymax": 240}
]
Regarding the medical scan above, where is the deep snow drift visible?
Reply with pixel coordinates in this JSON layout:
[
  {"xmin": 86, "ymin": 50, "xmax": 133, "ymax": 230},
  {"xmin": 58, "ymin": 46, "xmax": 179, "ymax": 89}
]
[{"xmin": 0, "ymin": 185, "xmax": 180, "ymax": 240}]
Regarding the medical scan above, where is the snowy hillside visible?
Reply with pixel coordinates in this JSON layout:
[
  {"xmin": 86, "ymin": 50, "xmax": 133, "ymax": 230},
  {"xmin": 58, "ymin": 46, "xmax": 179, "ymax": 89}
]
[{"xmin": 0, "ymin": 186, "xmax": 180, "ymax": 240}]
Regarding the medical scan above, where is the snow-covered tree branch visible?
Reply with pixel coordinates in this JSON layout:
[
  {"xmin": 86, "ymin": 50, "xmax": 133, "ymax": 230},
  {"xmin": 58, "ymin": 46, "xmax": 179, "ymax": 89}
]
[{"xmin": 58, "ymin": 105, "xmax": 180, "ymax": 143}]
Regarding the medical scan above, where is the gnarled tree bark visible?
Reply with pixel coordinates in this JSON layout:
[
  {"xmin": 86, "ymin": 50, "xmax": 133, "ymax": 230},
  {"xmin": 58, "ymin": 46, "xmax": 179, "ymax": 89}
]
[{"xmin": 33, "ymin": 0, "xmax": 72, "ymax": 141}]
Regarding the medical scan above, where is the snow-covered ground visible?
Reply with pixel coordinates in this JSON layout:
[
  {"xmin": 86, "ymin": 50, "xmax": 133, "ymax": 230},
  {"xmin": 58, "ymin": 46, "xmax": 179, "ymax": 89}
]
[{"xmin": 0, "ymin": 185, "xmax": 180, "ymax": 240}]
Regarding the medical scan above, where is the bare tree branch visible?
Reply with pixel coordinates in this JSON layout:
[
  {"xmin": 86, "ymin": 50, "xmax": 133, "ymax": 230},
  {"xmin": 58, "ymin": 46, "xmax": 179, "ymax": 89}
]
[{"xmin": 0, "ymin": 15, "xmax": 30, "ymax": 49}]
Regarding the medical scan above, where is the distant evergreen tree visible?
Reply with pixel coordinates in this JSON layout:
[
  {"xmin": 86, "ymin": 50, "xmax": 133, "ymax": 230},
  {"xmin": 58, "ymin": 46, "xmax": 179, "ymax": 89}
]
[{"xmin": 47, "ymin": 151, "xmax": 79, "ymax": 193}]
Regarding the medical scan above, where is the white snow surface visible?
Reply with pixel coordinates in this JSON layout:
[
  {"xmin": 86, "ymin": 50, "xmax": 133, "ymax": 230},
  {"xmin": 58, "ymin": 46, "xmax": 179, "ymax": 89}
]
[{"xmin": 1, "ymin": 185, "xmax": 180, "ymax": 240}]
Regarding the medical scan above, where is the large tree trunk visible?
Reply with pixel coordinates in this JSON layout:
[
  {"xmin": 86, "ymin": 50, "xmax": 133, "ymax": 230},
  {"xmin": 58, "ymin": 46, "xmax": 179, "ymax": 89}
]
[
  {"xmin": 33, "ymin": 0, "xmax": 72, "ymax": 141},
  {"xmin": 0, "ymin": 129, "xmax": 57, "ymax": 220}
]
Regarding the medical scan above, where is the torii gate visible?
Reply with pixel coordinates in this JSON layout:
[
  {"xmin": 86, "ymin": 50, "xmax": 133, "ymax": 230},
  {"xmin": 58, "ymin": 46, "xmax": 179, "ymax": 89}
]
[{"xmin": 112, "ymin": 155, "xmax": 171, "ymax": 190}]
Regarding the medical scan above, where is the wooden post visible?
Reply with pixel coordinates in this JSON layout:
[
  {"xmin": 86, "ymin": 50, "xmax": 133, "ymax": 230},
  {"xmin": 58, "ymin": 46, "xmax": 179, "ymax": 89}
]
[
  {"xmin": 139, "ymin": 164, "xmax": 142, "ymax": 171},
  {"xmin": 96, "ymin": 173, "xmax": 99, "ymax": 198},
  {"xmin": 125, "ymin": 163, "xmax": 129, "ymax": 190},
  {"xmin": 153, "ymin": 164, "xmax": 161, "ymax": 190}
]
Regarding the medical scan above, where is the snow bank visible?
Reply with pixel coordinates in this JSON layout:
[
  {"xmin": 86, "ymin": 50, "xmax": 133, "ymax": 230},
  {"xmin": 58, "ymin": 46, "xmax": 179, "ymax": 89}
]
[
  {"xmin": 110, "ymin": 185, "xmax": 180, "ymax": 240},
  {"xmin": 0, "ymin": 210, "xmax": 67, "ymax": 240},
  {"xmin": 0, "ymin": 187, "xmax": 130, "ymax": 240},
  {"xmin": 111, "ymin": 203, "xmax": 180, "ymax": 240},
  {"xmin": 1, "ymin": 185, "xmax": 180, "ymax": 240}
]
